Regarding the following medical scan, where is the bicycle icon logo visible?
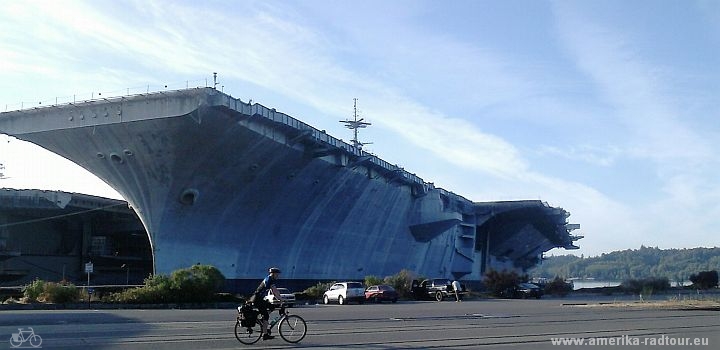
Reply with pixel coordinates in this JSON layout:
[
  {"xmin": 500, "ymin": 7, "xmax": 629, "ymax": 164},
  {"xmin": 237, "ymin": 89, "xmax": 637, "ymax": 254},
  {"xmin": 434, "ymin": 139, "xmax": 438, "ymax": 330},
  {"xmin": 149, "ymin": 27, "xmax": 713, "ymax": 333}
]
[{"xmin": 9, "ymin": 327, "xmax": 42, "ymax": 348}]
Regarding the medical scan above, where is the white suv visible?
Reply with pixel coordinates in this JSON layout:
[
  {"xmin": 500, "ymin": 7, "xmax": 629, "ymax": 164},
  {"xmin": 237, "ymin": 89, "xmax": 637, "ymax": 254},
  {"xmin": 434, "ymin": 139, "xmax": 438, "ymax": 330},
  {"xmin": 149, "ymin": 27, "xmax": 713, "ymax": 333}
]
[{"xmin": 323, "ymin": 282, "xmax": 365, "ymax": 305}]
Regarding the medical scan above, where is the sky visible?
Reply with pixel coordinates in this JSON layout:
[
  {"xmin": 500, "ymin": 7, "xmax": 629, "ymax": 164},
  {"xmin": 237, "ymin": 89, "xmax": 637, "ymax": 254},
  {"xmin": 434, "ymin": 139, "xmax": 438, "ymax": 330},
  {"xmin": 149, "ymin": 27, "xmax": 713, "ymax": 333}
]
[{"xmin": 0, "ymin": 0, "xmax": 718, "ymax": 258}]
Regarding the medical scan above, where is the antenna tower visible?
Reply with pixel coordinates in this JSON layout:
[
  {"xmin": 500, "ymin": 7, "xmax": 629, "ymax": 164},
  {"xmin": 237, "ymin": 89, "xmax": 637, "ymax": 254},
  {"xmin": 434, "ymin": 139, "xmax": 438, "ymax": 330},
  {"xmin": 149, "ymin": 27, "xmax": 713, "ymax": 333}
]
[{"xmin": 340, "ymin": 98, "xmax": 372, "ymax": 149}]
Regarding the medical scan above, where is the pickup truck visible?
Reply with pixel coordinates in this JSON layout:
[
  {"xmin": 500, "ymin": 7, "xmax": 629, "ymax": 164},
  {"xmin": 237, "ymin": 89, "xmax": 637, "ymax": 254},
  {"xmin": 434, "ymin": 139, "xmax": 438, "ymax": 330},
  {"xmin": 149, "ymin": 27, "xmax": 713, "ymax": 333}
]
[{"xmin": 411, "ymin": 278, "xmax": 466, "ymax": 301}]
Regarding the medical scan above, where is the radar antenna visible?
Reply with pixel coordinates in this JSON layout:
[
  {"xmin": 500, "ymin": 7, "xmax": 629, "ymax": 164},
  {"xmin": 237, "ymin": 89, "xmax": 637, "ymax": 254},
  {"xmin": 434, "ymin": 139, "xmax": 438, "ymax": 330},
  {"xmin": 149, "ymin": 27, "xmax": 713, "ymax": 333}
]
[{"xmin": 339, "ymin": 98, "xmax": 372, "ymax": 149}]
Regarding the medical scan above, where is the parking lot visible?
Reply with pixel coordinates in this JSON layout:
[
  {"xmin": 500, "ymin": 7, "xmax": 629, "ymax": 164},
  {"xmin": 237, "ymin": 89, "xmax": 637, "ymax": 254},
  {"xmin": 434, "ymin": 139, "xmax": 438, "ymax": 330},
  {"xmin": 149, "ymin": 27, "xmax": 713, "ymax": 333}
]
[{"xmin": 1, "ymin": 298, "xmax": 718, "ymax": 349}]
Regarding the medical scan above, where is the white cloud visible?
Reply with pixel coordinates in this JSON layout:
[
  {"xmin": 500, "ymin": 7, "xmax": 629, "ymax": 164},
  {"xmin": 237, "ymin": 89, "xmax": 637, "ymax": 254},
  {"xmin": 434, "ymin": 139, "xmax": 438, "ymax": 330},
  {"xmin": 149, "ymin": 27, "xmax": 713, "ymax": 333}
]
[
  {"xmin": 537, "ymin": 144, "xmax": 621, "ymax": 167},
  {"xmin": 1, "ymin": 1, "xmax": 717, "ymax": 258},
  {"xmin": 551, "ymin": 2, "xmax": 720, "ymax": 255},
  {"xmin": 552, "ymin": 4, "xmax": 713, "ymax": 165}
]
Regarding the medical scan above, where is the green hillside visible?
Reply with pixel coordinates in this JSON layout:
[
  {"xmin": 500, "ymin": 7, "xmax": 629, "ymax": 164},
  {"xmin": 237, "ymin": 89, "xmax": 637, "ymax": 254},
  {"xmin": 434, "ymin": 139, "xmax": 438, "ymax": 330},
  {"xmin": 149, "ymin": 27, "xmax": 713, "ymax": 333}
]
[{"xmin": 530, "ymin": 246, "xmax": 720, "ymax": 282}]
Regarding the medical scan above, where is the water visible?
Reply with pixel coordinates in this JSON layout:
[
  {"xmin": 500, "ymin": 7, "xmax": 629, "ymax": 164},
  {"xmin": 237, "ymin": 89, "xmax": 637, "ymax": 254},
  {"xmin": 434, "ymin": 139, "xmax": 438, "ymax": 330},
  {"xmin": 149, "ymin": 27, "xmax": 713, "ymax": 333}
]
[
  {"xmin": 570, "ymin": 280, "xmax": 692, "ymax": 290},
  {"xmin": 571, "ymin": 280, "xmax": 621, "ymax": 290}
]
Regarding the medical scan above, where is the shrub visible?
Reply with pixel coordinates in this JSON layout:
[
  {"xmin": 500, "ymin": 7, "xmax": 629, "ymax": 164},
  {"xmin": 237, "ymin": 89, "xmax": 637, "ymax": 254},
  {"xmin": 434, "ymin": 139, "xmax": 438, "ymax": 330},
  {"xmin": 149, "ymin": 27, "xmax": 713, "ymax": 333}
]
[
  {"xmin": 22, "ymin": 279, "xmax": 79, "ymax": 303},
  {"xmin": 107, "ymin": 264, "xmax": 226, "ymax": 303},
  {"xmin": 301, "ymin": 281, "xmax": 335, "ymax": 301},
  {"xmin": 383, "ymin": 269, "xmax": 415, "ymax": 298},
  {"xmin": 364, "ymin": 275, "xmax": 384, "ymax": 287},
  {"xmin": 689, "ymin": 270, "xmax": 718, "ymax": 290},
  {"xmin": 43, "ymin": 282, "xmax": 80, "ymax": 303},
  {"xmin": 484, "ymin": 270, "xmax": 522, "ymax": 297},
  {"xmin": 107, "ymin": 276, "xmax": 172, "ymax": 304},
  {"xmin": 621, "ymin": 277, "xmax": 670, "ymax": 294},
  {"xmin": 544, "ymin": 276, "xmax": 573, "ymax": 297},
  {"xmin": 170, "ymin": 264, "xmax": 226, "ymax": 302},
  {"xmin": 23, "ymin": 279, "xmax": 46, "ymax": 302}
]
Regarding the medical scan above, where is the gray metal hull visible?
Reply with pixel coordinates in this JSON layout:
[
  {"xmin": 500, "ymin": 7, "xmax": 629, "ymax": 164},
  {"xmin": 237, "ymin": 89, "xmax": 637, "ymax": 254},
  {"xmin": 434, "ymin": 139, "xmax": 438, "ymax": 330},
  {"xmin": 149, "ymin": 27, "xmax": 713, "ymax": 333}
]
[{"xmin": 0, "ymin": 88, "xmax": 579, "ymax": 281}]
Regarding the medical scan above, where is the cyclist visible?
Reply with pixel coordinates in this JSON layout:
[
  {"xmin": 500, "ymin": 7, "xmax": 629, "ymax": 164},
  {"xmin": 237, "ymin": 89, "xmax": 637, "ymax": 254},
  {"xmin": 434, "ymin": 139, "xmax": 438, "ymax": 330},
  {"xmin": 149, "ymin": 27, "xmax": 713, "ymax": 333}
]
[{"xmin": 249, "ymin": 267, "xmax": 283, "ymax": 340}]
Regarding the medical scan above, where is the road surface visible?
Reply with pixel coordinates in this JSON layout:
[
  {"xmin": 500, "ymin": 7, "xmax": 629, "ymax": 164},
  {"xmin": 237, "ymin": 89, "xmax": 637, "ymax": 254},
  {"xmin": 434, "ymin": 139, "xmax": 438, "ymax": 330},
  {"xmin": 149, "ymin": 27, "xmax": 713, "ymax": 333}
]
[{"xmin": 1, "ymin": 298, "xmax": 717, "ymax": 349}]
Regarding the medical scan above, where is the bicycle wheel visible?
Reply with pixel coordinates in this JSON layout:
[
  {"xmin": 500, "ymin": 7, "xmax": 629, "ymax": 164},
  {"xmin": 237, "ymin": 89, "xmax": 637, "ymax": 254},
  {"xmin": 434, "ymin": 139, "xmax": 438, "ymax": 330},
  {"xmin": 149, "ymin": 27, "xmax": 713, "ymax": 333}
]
[
  {"xmin": 278, "ymin": 315, "xmax": 307, "ymax": 343},
  {"xmin": 29, "ymin": 335, "xmax": 42, "ymax": 348},
  {"xmin": 9, "ymin": 337, "xmax": 23, "ymax": 348},
  {"xmin": 235, "ymin": 318, "xmax": 262, "ymax": 345}
]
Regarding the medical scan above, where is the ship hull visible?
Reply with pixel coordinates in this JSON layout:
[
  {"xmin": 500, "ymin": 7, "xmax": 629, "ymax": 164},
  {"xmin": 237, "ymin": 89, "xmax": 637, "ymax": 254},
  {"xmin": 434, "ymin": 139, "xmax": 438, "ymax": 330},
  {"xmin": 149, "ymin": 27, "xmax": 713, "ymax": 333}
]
[{"xmin": 0, "ymin": 88, "xmax": 579, "ymax": 282}]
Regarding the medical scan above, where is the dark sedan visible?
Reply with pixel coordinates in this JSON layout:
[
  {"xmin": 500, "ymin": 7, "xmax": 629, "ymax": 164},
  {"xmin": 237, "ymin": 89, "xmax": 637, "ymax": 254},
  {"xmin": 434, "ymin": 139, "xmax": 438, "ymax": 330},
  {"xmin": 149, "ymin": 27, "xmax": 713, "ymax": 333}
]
[
  {"xmin": 365, "ymin": 284, "xmax": 399, "ymax": 303},
  {"xmin": 513, "ymin": 283, "xmax": 543, "ymax": 299}
]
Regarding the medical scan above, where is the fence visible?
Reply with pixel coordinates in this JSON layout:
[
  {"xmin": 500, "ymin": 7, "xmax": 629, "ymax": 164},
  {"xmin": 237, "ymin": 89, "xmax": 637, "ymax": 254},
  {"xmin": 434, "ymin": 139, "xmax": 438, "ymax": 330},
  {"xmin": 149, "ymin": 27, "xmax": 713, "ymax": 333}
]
[{"xmin": 3, "ymin": 78, "xmax": 215, "ymax": 112}]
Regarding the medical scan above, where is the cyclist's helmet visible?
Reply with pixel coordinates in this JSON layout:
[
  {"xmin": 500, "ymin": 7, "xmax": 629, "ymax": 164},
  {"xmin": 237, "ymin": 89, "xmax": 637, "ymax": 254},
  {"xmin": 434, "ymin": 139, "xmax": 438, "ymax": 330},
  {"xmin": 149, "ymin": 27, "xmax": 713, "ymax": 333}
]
[{"xmin": 268, "ymin": 267, "xmax": 281, "ymax": 274}]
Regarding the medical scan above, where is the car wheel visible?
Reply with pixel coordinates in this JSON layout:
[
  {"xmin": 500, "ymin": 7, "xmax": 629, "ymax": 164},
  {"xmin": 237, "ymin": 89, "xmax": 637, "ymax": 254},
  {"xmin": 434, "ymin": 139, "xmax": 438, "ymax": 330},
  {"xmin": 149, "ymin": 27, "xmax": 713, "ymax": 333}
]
[
  {"xmin": 392, "ymin": 298, "xmax": 397, "ymax": 303},
  {"xmin": 338, "ymin": 295, "xmax": 345, "ymax": 305},
  {"xmin": 435, "ymin": 291, "xmax": 444, "ymax": 302},
  {"xmin": 323, "ymin": 295, "xmax": 329, "ymax": 304}
]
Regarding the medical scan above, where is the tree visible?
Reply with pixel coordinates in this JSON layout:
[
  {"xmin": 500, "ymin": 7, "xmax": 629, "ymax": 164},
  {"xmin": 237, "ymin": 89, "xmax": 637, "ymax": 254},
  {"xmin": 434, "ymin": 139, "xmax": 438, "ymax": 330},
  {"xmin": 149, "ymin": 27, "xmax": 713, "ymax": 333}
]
[
  {"xmin": 689, "ymin": 270, "xmax": 718, "ymax": 289},
  {"xmin": 530, "ymin": 247, "xmax": 720, "ymax": 282},
  {"xmin": 484, "ymin": 269, "xmax": 523, "ymax": 297}
]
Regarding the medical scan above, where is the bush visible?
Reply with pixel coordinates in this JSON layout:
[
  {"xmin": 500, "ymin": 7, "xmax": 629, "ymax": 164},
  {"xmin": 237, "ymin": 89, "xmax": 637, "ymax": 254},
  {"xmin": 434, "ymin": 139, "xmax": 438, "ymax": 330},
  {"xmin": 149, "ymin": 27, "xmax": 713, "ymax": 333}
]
[
  {"xmin": 301, "ymin": 281, "xmax": 335, "ymax": 301},
  {"xmin": 689, "ymin": 270, "xmax": 718, "ymax": 289},
  {"xmin": 43, "ymin": 282, "xmax": 80, "ymax": 303},
  {"xmin": 364, "ymin": 275, "xmax": 384, "ymax": 287},
  {"xmin": 170, "ymin": 264, "xmax": 226, "ymax": 302},
  {"xmin": 107, "ymin": 275, "xmax": 172, "ymax": 304},
  {"xmin": 107, "ymin": 264, "xmax": 226, "ymax": 303},
  {"xmin": 22, "ymin": 279, "xmax": 79, "ymax": 303},
  {"xmin": 544, "ymin": 276, "xmax": 573, "ymax": 297},
  {"xmin": 383, "ymin": 269, "xmax": 415, "ymax": 298},
  {"xmin": 621, "ymin": 277, "xmax": 670, "ymax": 294},
  {"xmin": 484, "ymin": 270, "xmax": 522, "ymax": 297},
  {"xmin": 23, "ymin": 279, "xmax": 46, "ymax": 302}
]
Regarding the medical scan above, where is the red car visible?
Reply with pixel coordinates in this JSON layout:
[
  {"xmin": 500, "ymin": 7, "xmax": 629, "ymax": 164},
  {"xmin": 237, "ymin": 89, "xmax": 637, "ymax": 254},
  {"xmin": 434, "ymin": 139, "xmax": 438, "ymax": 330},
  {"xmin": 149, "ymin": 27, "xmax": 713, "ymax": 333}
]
[{"xmin": 365, "ymin": 284, "xmax": 399, "ymax": 303}]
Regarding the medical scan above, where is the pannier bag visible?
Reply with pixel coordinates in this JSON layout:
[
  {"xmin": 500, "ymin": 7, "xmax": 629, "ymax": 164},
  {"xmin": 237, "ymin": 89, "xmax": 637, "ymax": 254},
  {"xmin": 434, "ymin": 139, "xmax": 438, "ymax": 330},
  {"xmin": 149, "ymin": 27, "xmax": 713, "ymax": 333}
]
[{"xmin": 240, "ymin": 304, "xmax": 258, "ymax": 327}]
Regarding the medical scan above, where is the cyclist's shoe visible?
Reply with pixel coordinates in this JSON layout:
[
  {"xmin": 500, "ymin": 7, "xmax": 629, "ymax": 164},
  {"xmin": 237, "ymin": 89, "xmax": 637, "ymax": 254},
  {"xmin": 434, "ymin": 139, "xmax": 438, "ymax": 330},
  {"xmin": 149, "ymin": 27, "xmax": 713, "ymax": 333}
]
[{"xmin": 262, "ymin": 333, "xmax": 275, "ymax": 340}]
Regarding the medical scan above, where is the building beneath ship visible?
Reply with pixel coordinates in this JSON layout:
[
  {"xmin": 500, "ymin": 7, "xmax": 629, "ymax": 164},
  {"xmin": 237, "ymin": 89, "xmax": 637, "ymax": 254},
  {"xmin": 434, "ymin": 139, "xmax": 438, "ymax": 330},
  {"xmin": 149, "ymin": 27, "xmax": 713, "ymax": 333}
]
[
  {"xmin": 0, "ymin": 189, "xmax": 152, "ymax": 286},
  {"xmin": 0, "ymin": 87, "xmax": 581, "ymax": 290}
]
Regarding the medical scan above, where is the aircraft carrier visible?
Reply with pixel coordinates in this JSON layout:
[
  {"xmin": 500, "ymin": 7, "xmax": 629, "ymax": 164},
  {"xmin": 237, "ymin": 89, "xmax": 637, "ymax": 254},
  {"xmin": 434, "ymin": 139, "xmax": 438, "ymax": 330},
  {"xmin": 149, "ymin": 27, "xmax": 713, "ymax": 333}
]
[{"xmin": 0, "ymin": 87, "xmax": 581, "ymax": 284}]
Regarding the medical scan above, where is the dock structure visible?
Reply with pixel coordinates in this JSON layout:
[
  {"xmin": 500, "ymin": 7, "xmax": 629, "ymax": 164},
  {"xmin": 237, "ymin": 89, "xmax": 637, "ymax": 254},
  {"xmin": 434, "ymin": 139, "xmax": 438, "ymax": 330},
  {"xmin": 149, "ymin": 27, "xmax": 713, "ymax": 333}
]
[{"xmin": 0, "ymin": 189, "xmax": 151, "ymax": 286}]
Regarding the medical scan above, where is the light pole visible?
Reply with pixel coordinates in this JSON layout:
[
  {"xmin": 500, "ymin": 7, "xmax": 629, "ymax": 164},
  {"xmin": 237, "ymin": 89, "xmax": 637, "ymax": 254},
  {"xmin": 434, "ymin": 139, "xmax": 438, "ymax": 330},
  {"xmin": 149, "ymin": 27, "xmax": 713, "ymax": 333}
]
[{"xmin": 121, "ymin": 264, "xmax": 129, "ymax": 285}]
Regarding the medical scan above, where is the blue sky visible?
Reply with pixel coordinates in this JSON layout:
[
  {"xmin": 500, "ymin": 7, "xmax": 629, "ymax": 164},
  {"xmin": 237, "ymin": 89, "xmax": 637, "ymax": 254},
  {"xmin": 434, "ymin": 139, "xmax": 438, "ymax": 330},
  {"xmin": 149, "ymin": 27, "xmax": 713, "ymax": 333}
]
[{"xmin": 1, "ymin": 0, "xmax": 718, "ymax": 257}]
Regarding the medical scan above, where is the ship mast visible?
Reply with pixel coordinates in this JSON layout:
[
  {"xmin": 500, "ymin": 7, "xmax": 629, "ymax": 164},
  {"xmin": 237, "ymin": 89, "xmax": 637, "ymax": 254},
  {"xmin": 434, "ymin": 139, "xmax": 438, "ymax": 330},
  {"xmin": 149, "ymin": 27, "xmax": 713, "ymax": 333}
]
[{"xmin": 340, "ymin": 98, "xmax": 372, "ymax": 149}]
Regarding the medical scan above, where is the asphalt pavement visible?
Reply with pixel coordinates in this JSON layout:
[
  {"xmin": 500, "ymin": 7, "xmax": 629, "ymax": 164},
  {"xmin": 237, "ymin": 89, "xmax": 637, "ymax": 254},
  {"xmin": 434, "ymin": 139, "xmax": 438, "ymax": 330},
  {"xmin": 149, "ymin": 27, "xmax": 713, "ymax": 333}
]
[{"xmin": 1, "ymin": 298, "xmax": 718, "ymax": 349}]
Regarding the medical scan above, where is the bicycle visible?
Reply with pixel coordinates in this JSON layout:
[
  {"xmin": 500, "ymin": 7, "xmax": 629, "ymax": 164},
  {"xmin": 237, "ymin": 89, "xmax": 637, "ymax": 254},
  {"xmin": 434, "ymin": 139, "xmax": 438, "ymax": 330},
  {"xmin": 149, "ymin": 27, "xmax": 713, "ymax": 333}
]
[
  {"xmin": 235, "ymin": 303, "xmax": 307, "ymax": 344},
  {"xmin": 10, "ymin": 327, "xmax": 42, "ymax": 348}
]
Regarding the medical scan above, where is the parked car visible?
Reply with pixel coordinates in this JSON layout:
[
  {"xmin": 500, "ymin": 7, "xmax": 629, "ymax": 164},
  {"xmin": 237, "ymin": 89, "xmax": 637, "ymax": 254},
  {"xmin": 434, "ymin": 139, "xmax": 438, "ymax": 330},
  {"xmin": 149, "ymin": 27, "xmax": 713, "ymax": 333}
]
[
  {"xmin": 323, "ymin": 282, "xmax": 365, "ymax": 305},
  {"xmin": 511, "ymin": 283, "xmax": 543, "ymax": 299},
  {"xmin": 365, "ymin": 284, "xmax": 399, "ymax": 303},
  {"xmin": 264, "ymin": 287, "xmax": 296, "ymax": 307}
]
